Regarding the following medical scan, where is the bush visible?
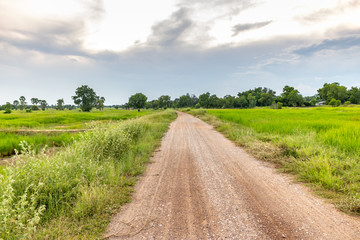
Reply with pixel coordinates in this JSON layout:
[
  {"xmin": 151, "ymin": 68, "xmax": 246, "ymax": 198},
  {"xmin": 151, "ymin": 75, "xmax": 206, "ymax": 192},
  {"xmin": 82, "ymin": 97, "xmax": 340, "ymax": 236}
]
[
  {"xmin": 4, "ymin": 108, "xmax": 11, "ymax": 114},
  {"xmin": 277, "ymin": 102, "xmax": 283, "ymax": 109}
]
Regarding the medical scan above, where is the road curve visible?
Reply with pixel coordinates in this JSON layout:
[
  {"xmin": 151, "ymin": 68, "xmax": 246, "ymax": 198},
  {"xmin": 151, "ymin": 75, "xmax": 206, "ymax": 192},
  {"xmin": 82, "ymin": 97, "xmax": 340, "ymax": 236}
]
[{"xmin": 106, "ymin": 111, "xmax": 360, "ymax": 240}]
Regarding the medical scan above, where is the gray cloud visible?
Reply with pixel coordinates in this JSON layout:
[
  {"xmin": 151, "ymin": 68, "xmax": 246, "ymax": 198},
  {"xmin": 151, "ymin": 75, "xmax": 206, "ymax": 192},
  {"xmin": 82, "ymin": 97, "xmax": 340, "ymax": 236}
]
[
  {"xmin": 0, "ymin": 20, "xmax": 87, "ymax": 57},
  {"xmin": 147, "ymin": 8, "xmax": 193, "ymax": 47},
  {"xmin": 294, "ymin": 36, "xmax": 360, "ymax": 56},
  {"xmin": 232, "ymin": 21, "xmax": 272, "ymax": 36}
]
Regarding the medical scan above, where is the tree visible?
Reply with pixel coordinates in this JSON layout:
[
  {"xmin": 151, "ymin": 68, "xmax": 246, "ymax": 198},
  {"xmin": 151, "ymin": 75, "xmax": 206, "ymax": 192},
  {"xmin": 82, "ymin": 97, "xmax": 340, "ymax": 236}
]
[
  {"xmin": 31, "ymin": 98, "xmax": 39, "ymax": 106},
  {"xmin": 247, "ymin": 93, "xmax": 256, "ymax": 108},
  {"xmin": 128, "ymin": 93, "xmax": 147, "ymax": 111},
  {"xmin": 329, "ymin": 98, "xmax": 341, "ymax": 107},
  {"xmin": 4, "ymin": 102, "xmax": 12, "ymax": 114},
  {"xmin": 72, "ymin": 85, "xmax": 99, "ymax": 112},
  {"xmin": 56, "ymin": 99, "xmax": 64, "ymax": 110},
  {"xmin": 348, "ymin": 87, "xmax": 360, "ymax": 104},
  {"xmin": 281, "ymin": 86, "xmax": 304, "ymax": 106},
  {"xmin": 97, "ymin": 96, "xmax": 105, "ymax": 111},
  {"xmin": 318, "ymin": 82, "xmax": 348, "ymax": 104},
  {"xmin": 158, "ymin": 95, "xmax": 171, "ymax": 109},
  {"xmin": 19, "ymin": 96, "xmax": 26, "ymax": 110},
  {"xmin": 199, "ymin": 92, "xmax": 210, "ymax": 108},
  {"xmin": 39, "ymin": 100, "xmax": 47, "ymax": 111},
  {"xmin": 13, "ymin": 100, "xmax": 19, "ymax": 110},
  {"xmin": 238, "ymin": 95, "xmax": 248, "ymax": 108}
]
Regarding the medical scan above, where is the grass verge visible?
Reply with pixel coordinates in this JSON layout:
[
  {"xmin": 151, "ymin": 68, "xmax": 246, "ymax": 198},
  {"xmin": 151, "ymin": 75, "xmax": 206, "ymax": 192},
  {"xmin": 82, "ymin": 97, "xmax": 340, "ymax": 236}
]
[
  {"xmin": 0, "ymin": 110, "xmax": 177, "ymax": 239},
  {"xmin": 186, "ymin": 108, "xmax": 360, "ymax": 215}
]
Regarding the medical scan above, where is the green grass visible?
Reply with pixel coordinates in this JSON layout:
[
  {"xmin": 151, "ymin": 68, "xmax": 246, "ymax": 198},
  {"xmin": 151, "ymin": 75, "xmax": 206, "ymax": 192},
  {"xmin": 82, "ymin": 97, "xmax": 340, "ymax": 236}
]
[
  {"xmin": 188, "ymin": 107, "xmax": 360, "ymax": 214},
  {"xmin": 0, "ymin": 110, "xmax": 177, "ymax": 239},
  {"xmin": 0, "ymin": 109, "xmax": 153, "ymax": 130},
  {"xmin": 0, "ymin": 109, "xmax": 154, "ymax": 157}
]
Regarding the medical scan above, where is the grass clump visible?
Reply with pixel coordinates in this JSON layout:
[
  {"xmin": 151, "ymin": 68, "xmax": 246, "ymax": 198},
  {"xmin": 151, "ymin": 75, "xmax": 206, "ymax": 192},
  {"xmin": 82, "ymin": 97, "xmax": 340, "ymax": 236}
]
[
  {"xmin": 188, "ymin": 107, "xmax": 360, "ymax": 214},
  {"xmin": 0, "ymin": 110, "xmax": 176, "ymax": 239}
]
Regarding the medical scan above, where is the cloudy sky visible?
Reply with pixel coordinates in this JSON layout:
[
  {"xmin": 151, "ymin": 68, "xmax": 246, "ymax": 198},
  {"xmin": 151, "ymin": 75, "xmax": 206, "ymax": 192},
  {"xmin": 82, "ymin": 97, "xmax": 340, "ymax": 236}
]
[{"xmin": 1, "ymin": 0, "xmax": 360, "ymax": 105}]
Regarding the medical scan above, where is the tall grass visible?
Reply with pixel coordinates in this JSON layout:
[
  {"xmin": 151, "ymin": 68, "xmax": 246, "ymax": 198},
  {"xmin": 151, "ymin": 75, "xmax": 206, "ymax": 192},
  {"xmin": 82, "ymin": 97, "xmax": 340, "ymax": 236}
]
[
  {"xmin": 190, "ymin": 107, "xmax": 360, "ymax": 214},
  {"xmin": 0, "ymin": 110, "xmax": 176, "ymax": 239}
]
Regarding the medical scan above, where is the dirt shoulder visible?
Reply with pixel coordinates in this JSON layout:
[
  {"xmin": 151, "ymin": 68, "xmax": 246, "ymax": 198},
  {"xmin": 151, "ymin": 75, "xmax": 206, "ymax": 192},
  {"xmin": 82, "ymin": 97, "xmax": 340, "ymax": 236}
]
[{"xmin": 106, "ymin": 112, "xmax": 360, "ymax": 239}]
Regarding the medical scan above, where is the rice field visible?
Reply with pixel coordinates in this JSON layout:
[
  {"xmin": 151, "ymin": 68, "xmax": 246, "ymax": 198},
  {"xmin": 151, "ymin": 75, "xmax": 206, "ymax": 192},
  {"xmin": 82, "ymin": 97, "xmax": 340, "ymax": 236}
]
[
  {"xmin": 0, "ymin": 109, "xmax": 154, "ymax": 157},
  {"xmin": 191, "ymin": 107, "xmax": 360, "ymax": 213}
]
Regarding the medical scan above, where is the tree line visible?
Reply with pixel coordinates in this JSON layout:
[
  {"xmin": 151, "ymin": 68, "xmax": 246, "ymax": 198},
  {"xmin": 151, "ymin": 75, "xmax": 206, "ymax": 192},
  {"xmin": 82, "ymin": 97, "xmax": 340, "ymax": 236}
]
[{"xmin": 2, "ymin": 82, "xmax": 360, "ymax": 113}]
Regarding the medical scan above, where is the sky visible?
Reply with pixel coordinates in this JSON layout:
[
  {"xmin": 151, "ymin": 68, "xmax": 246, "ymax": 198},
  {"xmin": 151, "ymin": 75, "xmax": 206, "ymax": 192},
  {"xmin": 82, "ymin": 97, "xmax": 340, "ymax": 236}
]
[{"xmin": 1, "ymin": 0, "xmax": 360, "ymax": 105}]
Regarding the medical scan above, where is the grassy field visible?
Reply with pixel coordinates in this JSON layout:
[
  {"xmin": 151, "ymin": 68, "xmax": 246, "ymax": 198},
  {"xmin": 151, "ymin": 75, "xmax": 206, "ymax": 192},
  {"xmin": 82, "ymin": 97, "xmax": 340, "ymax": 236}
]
[
  {"xmin": 0, "ymin": 109, "xmax": 153, "ymax": 157},
  {"xmin": 0, "ymin": 110, "xmax": 176, "ymax": 239},
  {"xmin": 188, "ymin": 107, "xmax": 360, "ymax": 214}
]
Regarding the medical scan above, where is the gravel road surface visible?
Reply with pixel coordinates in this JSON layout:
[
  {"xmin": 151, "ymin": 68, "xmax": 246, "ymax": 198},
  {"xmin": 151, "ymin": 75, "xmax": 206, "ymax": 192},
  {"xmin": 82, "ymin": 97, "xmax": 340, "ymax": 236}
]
[{"xmin": 106, "ymin": 112, "xmax": 360, "ymax": 240}]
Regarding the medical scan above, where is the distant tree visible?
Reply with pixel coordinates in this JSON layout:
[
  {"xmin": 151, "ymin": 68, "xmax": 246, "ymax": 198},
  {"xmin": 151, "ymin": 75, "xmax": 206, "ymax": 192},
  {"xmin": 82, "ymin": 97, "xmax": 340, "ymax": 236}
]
[
  {"xmin": 318, "ymin": 82, "xmax": 348, "ymax": 104},
  {"xmin": 348, "ymin": 87, "xmax": 360, "ymax": 104},
  {"xmin": 56, "ymin": 99, "xmax": 64, "ymax": 110},
  {"xmin": 31, "ymin": 98, "xmax": 39, "ymax": 106},
  {"xmin": 97, "ymin": 96, "xmax": 105, "ymax": 111},
  {"xmin": 158, "ymin": 95, "xmax": 171, "ymax": 109},
  {"xmin": 4, "ymin": 102, "xmax": 12, "ymax": 114},
  {"xmin": 72, "ymin": 85, "xmax": 99, "ymax": 112},
  {"xmin": 19, "ymin": 96, "xmax": 26, "ymax": 110},
  {"xmin": 40, "ymin": 100, "xmax": 47, "ymax": 111},
  {"xmin": 222, "ymin": 95, "xmax": 236, "ymax": 108},
  {"xmin": 13, "ymin": 100, "xmax": 19, "ymax": 110},
  {"xmin": 128, "ymin": 93, "xmax": 147, "ymax": 111},
  {"xmin": 281, "ymin": 86, "xmax": 304, "ymax": 106},
  {"xmin": 114, "ymin": 105, "xmax": 119, "ymax": 110},
  {"xmin": 199, "ymin": 92, "xmax": 211, "ymax": 108},
  {"xmin": 329, "ymin": 98, "xmax": 341, "ymax": 107},
  {"xmin": 247, "ymin": 93, "xmax": 256, "ymax": 108},
  {"xmin": 238, "ymin": 95, "xmax": 248, "ymax": 108}
]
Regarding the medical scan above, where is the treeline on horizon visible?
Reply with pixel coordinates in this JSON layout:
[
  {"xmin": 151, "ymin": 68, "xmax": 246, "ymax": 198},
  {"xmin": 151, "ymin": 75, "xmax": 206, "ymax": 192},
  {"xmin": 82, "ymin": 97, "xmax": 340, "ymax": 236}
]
[
  {"xmin": 143, "ymin": 82, "xmax": 360, "ymax": 109},
  {"xmin": 2, "ymin": 82, "xmax": 360, "ymax": 113}
]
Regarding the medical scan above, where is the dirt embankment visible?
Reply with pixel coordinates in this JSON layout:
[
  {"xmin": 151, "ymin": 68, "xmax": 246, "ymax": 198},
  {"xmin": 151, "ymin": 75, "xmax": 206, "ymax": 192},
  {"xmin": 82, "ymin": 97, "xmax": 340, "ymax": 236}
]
[{"xmin": 106, "ymin": 112, "xmax": 360, "ymax": 239}]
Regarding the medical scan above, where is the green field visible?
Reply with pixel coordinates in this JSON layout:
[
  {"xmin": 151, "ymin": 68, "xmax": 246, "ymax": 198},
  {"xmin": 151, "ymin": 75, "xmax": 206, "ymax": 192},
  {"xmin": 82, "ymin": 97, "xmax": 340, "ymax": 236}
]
[
  {"xmin": 190, "ymin": 107, "xmax": 360, "ymax": 213},
  {"xmin": 0, "ymin": 110, "xmax": 176, "ymax": 239},
  {"xmin": 0, "ymin": 109, "xmax": 153, "ymax": 157}
]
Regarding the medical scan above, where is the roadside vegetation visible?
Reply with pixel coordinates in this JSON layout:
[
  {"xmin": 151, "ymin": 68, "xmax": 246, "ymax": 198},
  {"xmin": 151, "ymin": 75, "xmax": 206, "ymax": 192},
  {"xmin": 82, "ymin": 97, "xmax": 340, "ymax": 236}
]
[
  {"xmin": 0, "ymin": 110, "xmax": 176, "ymax": 239},
  {"xmin": 187, "ymin": 107, "xmax": 360, "ymax": 214}
]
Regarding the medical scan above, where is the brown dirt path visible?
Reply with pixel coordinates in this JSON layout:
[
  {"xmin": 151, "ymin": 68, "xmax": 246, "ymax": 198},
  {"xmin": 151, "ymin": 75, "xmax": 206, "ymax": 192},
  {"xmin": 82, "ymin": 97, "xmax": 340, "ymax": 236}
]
[{"xmin": 106, "ymin": 112, "xmax": 360, "ymax": 239}]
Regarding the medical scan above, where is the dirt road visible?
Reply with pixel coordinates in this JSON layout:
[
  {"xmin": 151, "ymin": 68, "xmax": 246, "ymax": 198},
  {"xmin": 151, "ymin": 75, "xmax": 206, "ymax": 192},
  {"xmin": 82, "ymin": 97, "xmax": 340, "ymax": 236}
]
[{"xmin": 106, "ymin": 112, "xmax": 360, "ymax": 239}]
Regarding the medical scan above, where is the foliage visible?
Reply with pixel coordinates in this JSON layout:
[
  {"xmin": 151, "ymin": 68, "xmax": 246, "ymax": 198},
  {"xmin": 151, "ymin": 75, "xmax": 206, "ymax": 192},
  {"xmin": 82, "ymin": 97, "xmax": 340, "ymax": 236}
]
[
  {"xmin": 158, "ymin": 95, "xmax": 171, "ymax": 109},
  {"xmin": 128, "ymin": 93, "xmax": 147, "ymax": 111},
  {"xmin": 329, "ymin": 98, "xmax": 341, "ymax": 107},
  {"xmin": 56, "ymin": 99, "xmax": 64, "ymax": 111},
  {"xmin": 19, "ymin": 96, "xmax": 26, "ymax": 111},
  {"xmin": 72, "ymin": 85, "xmax": 99, "ymax": 112},
  {"xmin": 318, "ymin": 82, "xmax": 348, "ymax": 104}
]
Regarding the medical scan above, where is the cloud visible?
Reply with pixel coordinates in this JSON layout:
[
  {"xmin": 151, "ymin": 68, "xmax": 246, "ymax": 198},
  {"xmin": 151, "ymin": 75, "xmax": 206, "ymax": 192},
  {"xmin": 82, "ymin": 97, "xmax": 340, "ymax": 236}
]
[
  {"xmin": 300, "ymin": 0, "xmax": 360, "ymax": 23},
  {"xmin": 147, "ymin": 8, "xmax": 193, "ymax": 47},
  {"xmin": 232, "ymin": 21, "xmax": 272, "ymax": 36},
  {"xmin": 294, "ymin": 36, "xmax": 360, "ymax": 56}
]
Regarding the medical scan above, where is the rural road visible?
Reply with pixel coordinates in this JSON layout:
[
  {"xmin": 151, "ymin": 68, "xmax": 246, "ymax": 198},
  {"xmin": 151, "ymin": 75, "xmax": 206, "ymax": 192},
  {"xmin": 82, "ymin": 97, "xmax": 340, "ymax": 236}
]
[{"xmin": 106, "ymin": 112, "xmax": 360, "ymax": 239}]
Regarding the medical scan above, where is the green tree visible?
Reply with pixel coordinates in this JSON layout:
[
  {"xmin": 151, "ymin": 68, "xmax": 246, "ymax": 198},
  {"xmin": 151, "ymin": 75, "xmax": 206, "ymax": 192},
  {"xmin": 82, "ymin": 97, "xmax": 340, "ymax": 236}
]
[
  {"xmin": 13, "ymin": 100, "xmax": 19, "ymax": 110},
  {"xmin": 128, "ymin": 93, "xmax": 147, "ymax": 111},
  {"xmin": 19, "ymin": 96, "xmax": 26, "ymax": 110},
  {"xmin": 56, "ymin": 99, "xmax": 64, "ymax": 110},
  {"xmin": 247, "ymin": 93, "xmax": 256, "ymax": 108},
  {"xmin": 348, "ymin": 87, "xmax": 360, "ymax": 104},
  {"xmin": 199, "ymin": 92, "xmax": 210, "ymax": 108},
  {"xmin": 318, "ymin": 82, "xmax": 348, "ymax": 104},
  {"xmin": 281, "ymin": 86, "xmax": 304, "ymax": 106},
  {"xmin": 97, "ymin": 96, "xmax": 105, "ymax": 111},
  {"xmin": 72, "ymin": 85, "xmax": 99, "ymax": 112},
  {"xmin": 31, "ymin": 98, "xmax": 39, "ymax": 106},
  {"xmin": 4, "ymin": 102, "xmax": 12, "ymax": 114},
  {"xmin": 158, "ymin": 95, "xmax": 171, "ymax": 109},
  {"xmin": 39, "ymin": 100, "xmax": 47, "ymax": 111},
  {"xmin": 238, "ymin": 95, "xmax": 248, "ymax": 108}
]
